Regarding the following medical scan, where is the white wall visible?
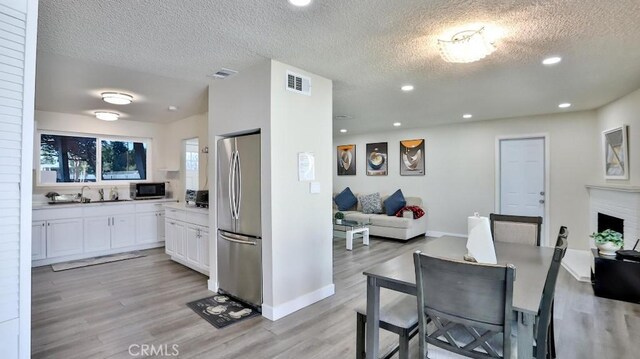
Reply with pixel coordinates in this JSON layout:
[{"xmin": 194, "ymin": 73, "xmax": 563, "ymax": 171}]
[
  {"xmin": 269, "ymin": 61, "xmax": 334, "ymax": 311},
  {"xmin": 209, "ymin": 59, "xmax": 272, "ymax": 303},
  {"xmin": 597, "ymin": 87, "xmax": 640, "ymax": 185},
  {"xmin": 334, "ymin": 111, "xmax": 599, "ymax": 250},
  {"xmin": 209, "ymin": 60, "xmax": 334, "ymax": 320},
  {"xmin": 165, "ymin": 112, "xmax": 209, "ymax": 198}
]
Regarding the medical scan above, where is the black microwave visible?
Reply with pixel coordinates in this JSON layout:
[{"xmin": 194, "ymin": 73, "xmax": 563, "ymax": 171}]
[{"xmin": 130, "ymin": 182, "xmax": 166, "ymax": 200}]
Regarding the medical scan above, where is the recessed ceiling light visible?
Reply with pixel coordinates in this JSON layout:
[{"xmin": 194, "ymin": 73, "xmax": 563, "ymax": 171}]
[
  {"xmin": 393, "ymin": 122, "xmax": 402, "ymax": 127},
  {"xmin": 95, "ymin": 111, "xmax": 120, "ymax": 121},
  {"xmin": 288, "ymin": 0, "xmax": 311, "ymax": 6},
  {"xmin": 463, "ymin": 114, "xmax": 473, "ymax": 119},
  {"xmin": 542, "ymin": 56, "xmax": 562, "ymax": 65},
  {"xmin": 168, "ymin": 105, "xmax": 178, "ymax": 111},
  {"xmin": 101, "ymin": 92, "xmax": 133, "ymax": 105},
  {"xmin": 401, "ymin": 85, "xmax": 414, "ymax": 92},
  {"xmin": 558, "ymin": 103, "xmax": 571, "ymax": 109},
  {"xmin": 340, "ymin": 129, "xmax": 348, "ymax": 133}
]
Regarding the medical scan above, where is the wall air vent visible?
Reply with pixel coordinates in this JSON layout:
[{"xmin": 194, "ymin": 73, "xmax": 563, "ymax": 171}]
[
  {"xmin": 286, "ymin": 71, "xmax": 311, "ymax": 96},
  {"xmin": 209, "ymin": 68, "xmax": 238, "ymax": 79}
]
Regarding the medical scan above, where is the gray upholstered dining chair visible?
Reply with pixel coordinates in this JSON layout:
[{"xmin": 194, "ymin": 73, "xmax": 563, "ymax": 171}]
[
  {"xmin": 538, "ymin": 226, "xmax": 568, "ymax": 359},
  {"xmin": 355, "ymin": 292, "xmax": 419, "ymax": 359},
  {"xmin": 413, "ymin": 251, "xmax": 516, "ymax": 359},
  {"xmin": 490, "ymin": 213, "xmax": 543, "ymax": 246}
]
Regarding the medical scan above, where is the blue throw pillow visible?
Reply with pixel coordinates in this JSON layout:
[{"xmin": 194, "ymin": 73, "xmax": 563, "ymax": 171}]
[
  {"xmin": 334, "ymin": 187, "xmax": 358, "ymax": 211},
  {"xmin": 384, "ymin": 190, "xmax": 406, "ymax": 216}
]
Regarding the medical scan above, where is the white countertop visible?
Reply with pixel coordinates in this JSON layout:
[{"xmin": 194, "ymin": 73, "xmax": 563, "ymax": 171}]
[
  {"xmin": 163, "ymin": 202, "xmax": 209, "ymax": 214},
  {"xmin": 32, "ymin": 198, "xmax": 178, "ymax": 210}
]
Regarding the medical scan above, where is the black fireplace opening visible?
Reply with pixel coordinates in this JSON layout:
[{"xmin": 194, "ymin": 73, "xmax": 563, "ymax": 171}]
[{"xmin": 598, "ymin": 213, "xmax": 624, "ymax": 236}]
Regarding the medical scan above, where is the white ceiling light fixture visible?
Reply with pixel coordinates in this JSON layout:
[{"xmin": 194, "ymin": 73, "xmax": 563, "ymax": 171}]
[
  {"xmin": 95, "ymin": 111, "xmax": 120, "ymax": 121},
  {"xmin": 463, "ymin": 114, "xmax": 473, "ymax": 119},
  {"xmin": 401, "ymin": 85, "xmax": 414, "ymax": 92},
  {"xmin": 438, "ymin": 27, "xmax": 496, "ymax": 63},
  {"xmin": 340, "ymin": 129, "xmax": 348, "ymax": 133},
  {"xmin": 542, "ymin": 56, "xmax": 562, "ymax": 65},
  {"xmin": 393, "ymin": 122, "xmax": 402, "ymax": 127},
  {"xmin": 101, "ymin": 92, "xmax": 133, "ymax": 105},
  {"xmin": 288, "ymin": 0, "xmax": 311, "ymax": 7},
  {"xmin": 558, "ymin": 103, "xmax": 572, "ymax": 109}
]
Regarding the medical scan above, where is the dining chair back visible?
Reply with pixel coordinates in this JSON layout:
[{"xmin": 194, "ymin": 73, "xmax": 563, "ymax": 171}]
[
  {"xmin": 490, "ymin": 213, "xmax": 543, "ymax": 246},
  {"xmin": 537, "ymin": 228, "xmax": 569, "ymax": 359},
  {"xmin": 413, "ymin": 251, "xmax": 515, "ymax": 359}
]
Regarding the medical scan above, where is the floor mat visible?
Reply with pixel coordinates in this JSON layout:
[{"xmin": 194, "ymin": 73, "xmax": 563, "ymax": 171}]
[
  {"xmin": 51, "ymin": 252, "xmax": 146, "ymax": 271},
  {"xmin": 187, "ymin": 294, "xmax": 260, "ymax": 329}
]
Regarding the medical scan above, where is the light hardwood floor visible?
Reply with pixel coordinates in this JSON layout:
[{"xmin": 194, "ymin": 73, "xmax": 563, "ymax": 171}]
[{"xmin": 32, "ymin": 236, "xmax": 640, "ymax": 358}]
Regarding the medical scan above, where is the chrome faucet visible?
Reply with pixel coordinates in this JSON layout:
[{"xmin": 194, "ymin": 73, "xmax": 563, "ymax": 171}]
[
  {"xmin": 80, "ymin": 186, "xmax": 91, "ymax": 203},
  {"xmin": 98, "ymin": 188, "xmax": 105, "ymax": 201}
]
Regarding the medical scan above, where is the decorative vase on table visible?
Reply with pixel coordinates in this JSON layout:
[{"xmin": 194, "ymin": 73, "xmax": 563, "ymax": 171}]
[{"xmin": 591, "ymin": 229, "xmax": 624, "ymax": 256}]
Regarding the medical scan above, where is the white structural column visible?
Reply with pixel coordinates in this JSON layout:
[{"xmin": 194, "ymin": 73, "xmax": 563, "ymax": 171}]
[{"xmin": 0, "ymin": 0, "xmax": 37, "ymax": 357}]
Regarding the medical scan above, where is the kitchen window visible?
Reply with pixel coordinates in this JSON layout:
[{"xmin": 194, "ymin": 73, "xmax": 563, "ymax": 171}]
[{"xmin": 39, "ymin": 132, "xmax": 150, "ymax": 185}]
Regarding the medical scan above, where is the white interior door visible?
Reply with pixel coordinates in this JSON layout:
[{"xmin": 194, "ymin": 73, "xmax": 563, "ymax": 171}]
[{"xmin": 499, "ymin": 138, "xmax": 545, "ymax": 218}]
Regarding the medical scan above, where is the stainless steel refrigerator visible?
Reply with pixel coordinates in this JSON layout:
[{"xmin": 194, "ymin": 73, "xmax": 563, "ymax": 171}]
[{"xmin": 217, "ymin": 133, "xmax": 262, "ymax": 307}]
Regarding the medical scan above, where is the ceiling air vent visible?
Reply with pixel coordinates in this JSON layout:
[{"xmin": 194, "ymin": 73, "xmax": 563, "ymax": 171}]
[
  {"xmin": 209, "ymin": 68, "xmax": 238, "ymax": 79},
  {"xmin": 286, "ymin": 71, "xmax": 311, "ymax": 96}
]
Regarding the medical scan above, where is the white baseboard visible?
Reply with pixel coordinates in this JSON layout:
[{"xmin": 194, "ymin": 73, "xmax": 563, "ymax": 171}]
[
  {"xmin": 426, "ymin": 230, "xmax": 467, "ymax": 238},
  {"xmin": 262, "ymin": 283, "xmax": 335, "ymax": 321},
  {"xmin": 561, "ymin": 248, "xmax": 592, "ymax": 282},
  {"xmin": 207, "ymin": 279, "xmax": 218, "ymax": 293}
]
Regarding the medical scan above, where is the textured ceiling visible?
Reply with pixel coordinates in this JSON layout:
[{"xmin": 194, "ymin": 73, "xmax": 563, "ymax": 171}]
[{"xmin": 37, "ymin": 0, "xmax": 640, "ymax": 133}]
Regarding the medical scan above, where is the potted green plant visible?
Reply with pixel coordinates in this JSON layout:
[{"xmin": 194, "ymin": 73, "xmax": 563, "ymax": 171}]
[
  {"xmin": 334, "ymin": 211, "xmax": 345, "ymax": 224},
  {"xmin": 591, "ymin": 229, "xmax": 624, "ymax": 256}
]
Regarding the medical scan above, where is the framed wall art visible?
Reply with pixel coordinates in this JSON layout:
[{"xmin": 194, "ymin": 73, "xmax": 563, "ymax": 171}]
[
  {"xmin": 366, "ymin": 142, "xmax": 388, "ymax": 176},
  {"xmin": 603, "ymin": 125, "xmax": 629, "ymax": 180},
  {"xmin": 337, "ymin": 144, "xmax": 356, "ymax": 176},
  {"xmin": 400, "ymin": 139, "xmax": 425, "ymax": 176}
]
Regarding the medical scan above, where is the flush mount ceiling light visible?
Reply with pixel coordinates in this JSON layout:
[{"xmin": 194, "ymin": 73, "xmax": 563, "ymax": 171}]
[
  {"xmin": 340, "ymin": 129, "xmax": 348, "ymax": 133},
  {"xmin": 438, "ymin": 27, "xmax": 496, "ymax": 63},
  {"xmin": 463, "ymin": 114, "xmax": 473, "ymax": 119},
  {"xmin": 101, "ymin": 92, "xmax": 133, "ymax": 105},
  {"xmin": 401, "ymin": 85, "xmax": 414, "ymax": 92},
  {"xmin": 288, "ymin": 0, "xmax": 311, "ymax": 6},
  {"xmin": 95, "ymin": 111, "xmax": 120, "ymax": 121},
  {"xmin": 393, "ymin": 122, "xmax": 402, "ymax": 127},
  {"xmin": 558, "ymin": 103, "xmax": 571, "ymax": 109},
  {"xmin": 542, "ymin": 56, "xmax": 562, "ymax": 65}
]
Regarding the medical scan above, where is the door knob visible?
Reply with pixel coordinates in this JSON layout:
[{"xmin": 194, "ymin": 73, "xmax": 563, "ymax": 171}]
[
  {"xmin": 540, "ymin": 191, "xmax": 545, "ymax": 196},
  {"xmin": 539, "ymin": 199, "xmax": 545, "ymax": 204}
]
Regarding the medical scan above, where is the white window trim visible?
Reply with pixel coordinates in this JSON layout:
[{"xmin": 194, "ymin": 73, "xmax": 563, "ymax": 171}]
[{"xmin": 36, "ymin": 130, "xmax": 153, "ymax": 187}]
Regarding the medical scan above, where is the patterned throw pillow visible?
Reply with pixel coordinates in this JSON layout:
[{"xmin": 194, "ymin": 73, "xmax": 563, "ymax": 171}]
[{"xmin": 359, "ymin": 193, "xmax": 383, "ymax": 214}]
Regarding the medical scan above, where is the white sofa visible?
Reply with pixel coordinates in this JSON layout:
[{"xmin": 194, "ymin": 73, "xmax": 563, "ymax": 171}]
[{"xmin": 333, "ymin": 193, "xmax": 427, "ymax": 241}]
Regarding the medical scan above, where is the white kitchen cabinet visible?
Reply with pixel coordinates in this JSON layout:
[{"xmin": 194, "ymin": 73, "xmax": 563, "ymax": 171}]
[
  {"xmin": 83, "ymin": 216, "xmax": 111, "ymax": 252},
  {"xmin": 185, "ymin": 225, "xmax": 199, "ymax": 266},
  {"xmin": 31, "ymin": 221, "xmax": 47, "ymax": 260},
  {"xmin": 199, "ymin": 226, "xmax": 210, "ymax": 269},
  {"xmin": 46, "ymin": 218, "xmax": 84, "ymax": 258},
  {"xmin": 110, "ymin": 215, "xmax": 136, "ymax": 248},
  {"xmin": 136, "ymin": 211, "xmax": 165, "ymax": 244},
  {"xmin": 164, "ymin": 204, "xmax": 209, "ymax": 274}
]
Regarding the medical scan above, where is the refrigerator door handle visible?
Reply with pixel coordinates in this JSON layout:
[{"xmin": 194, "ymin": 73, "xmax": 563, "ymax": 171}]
[
  {"xmin": 235, "ymin": 150, "xmax": 242, "ymax": 220},
  {"xmin": 229, "ymin": 150, "xmax": 237, "ymax": 219},
  {"xmin": 219, "ymin": 232, "xmax": 256, "ymax": 246}
]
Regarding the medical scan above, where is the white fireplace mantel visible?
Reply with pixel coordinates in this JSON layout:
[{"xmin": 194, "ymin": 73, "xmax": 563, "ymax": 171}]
[{"xmin": 585, "ymin": 184, "xmax": 640, "ymax": 193}]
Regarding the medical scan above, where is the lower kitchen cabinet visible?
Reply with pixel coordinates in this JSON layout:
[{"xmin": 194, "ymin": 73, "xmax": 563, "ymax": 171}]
[
  {"xmin": 32, "ymin": 200, "xmax": 177, "ymax": 266},
  {"xmin": 46, "ymin": 218, "xmax": 84, "ymax": 258},
  {"xmin": 164, "ymin": 204, "xmax": 209, "ymax": 275},
  {"xmin": 31, "ymin": 221, "xmax": 47, "ymax": 260}
]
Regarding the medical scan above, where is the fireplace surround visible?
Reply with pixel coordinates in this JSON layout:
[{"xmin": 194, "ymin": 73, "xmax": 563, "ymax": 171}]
[{"xmin": 587, "ymin": 184, "xmax": 640, "ymax": 250}]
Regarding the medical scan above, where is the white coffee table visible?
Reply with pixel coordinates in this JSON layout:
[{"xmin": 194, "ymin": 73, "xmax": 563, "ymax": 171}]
[{"xmin": 333, "ymin": 219, "xmax": 370, "ymax": 250}]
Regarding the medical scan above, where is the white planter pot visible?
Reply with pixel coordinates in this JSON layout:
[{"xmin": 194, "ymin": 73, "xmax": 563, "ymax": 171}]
[
  {"xmin": 335, "ymin": 219, "xmax": 342, "ymax": 224},
  {"xmin": 596, "ymin": 241, "xmax": 622, "ymax": 256}
]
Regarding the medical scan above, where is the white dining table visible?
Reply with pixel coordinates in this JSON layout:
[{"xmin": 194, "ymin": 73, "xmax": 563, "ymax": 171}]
[{"xmin": 363, "ymin": 236, "xmax": 554, "ymax": 358}]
